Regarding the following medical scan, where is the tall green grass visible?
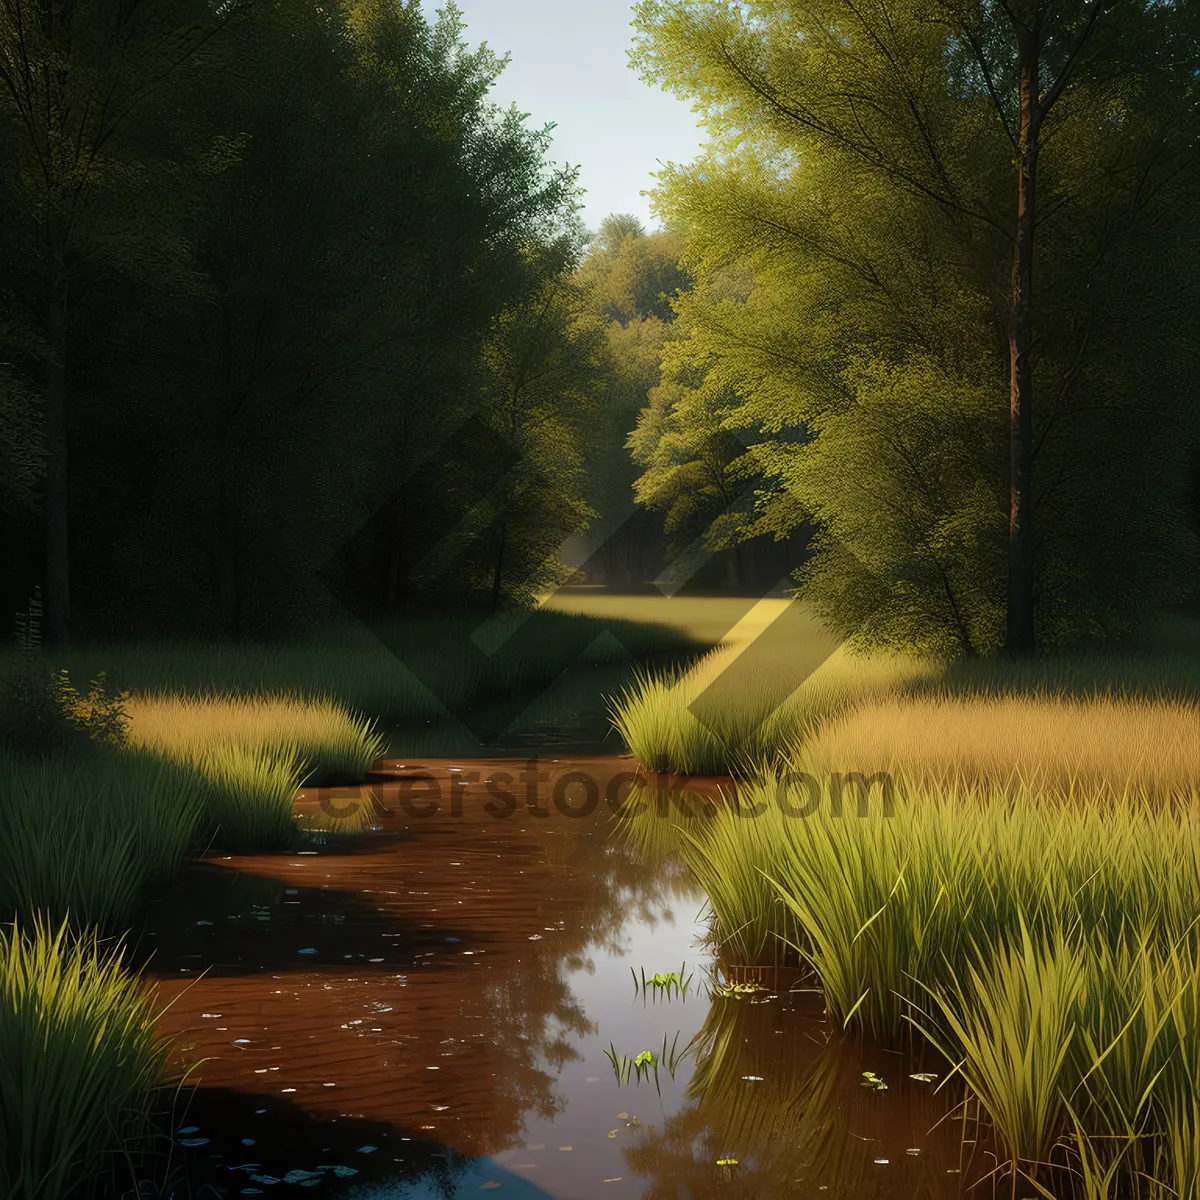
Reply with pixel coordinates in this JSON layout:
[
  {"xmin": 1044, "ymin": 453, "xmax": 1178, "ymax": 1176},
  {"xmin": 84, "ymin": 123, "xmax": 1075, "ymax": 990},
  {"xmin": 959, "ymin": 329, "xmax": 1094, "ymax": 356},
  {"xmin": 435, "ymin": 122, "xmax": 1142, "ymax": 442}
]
[
  {"xmin": 611, "ymin": 614, "xmax": 1200, "ymax": 776},
  {"xmin": 612, "ymin": 644, "xmax": 931, "ymax": 774},
  {"xmin": 662, "ymin": 777, "xmax": 1200, "ymax": 1194},
  {"xmin": 0, "ymin": 920, "xmax": 169, "ymax": 1200},
  {"xmin": 0, "ymin": 753, "xmax": 206, "ymax": 930}
]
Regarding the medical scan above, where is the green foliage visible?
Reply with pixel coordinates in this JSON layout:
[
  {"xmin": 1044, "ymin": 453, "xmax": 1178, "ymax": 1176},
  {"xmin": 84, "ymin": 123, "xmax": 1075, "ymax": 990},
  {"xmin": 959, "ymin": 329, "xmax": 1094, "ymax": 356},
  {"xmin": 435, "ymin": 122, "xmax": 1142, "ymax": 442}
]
[
  {"xmin": 572, "ymin": 217, "xmax": 694, "ymax": 585},
  {"xmin": 654, "ymin": 774, "xmax": 1200, "ymax": 1194},
  {"xmin": 474, "ymin": 235, "xmax": 609, "ymax": 604},
  {"xmin": 0, "ymin": 919, "xmax": 168, "ymax": 1200},
  {"xmin": 580, "ymin": 215, "xmax": 692, "ymax": 326},
  {"xmin": 0, "ymin": 600, "xmax": 129, "ymax": 754},
  {"xmin": 629, "ymin": 0, "xmax": 1200, "ymax": 654},
  {"xmin": 0, "ymin": 0, "xmax": 592, "ymax": 637}
]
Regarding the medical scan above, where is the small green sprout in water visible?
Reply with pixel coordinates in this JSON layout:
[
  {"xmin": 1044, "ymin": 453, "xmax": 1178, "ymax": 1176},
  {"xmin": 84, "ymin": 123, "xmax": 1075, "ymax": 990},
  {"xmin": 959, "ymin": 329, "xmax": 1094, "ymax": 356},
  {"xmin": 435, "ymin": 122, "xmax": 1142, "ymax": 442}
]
[
  {"xmin": 604, "ymin": 1043, "xmax": 632, "ymax": 1086},
  {"xmin": 608, "ymin": 1032, "xmax": 694, "ymax": 1094},
  {"xmin": 632, "ymin": 961, "xmax": 694, "ymax": 1002},
  {"xmin": 861, "ymin": 1070, "xmax": 888, "ymax": 1092}
]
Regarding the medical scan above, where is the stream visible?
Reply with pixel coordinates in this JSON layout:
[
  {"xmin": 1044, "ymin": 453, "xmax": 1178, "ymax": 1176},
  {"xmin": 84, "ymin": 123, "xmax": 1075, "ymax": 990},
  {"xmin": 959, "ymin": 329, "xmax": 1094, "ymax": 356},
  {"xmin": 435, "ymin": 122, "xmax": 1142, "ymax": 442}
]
[{"xmin": 142, "ymin": 667, "xmax": 982, "ymax": 1199}]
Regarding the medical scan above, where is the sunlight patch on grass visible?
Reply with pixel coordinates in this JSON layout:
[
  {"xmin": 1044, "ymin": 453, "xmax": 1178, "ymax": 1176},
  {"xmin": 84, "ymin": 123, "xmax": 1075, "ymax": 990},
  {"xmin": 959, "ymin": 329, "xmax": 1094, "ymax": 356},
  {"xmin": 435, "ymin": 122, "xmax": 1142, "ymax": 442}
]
[
  {"xmin": 797, "ymin": 692, "xmax": 1200, "ymax": 796},
  {"xmin": 612, "ymin": 642, "xmax": 931, "ymax": 775},
  {"xmin": 124, "ymin": 691, "xmax": 385, "ymax": 780}
]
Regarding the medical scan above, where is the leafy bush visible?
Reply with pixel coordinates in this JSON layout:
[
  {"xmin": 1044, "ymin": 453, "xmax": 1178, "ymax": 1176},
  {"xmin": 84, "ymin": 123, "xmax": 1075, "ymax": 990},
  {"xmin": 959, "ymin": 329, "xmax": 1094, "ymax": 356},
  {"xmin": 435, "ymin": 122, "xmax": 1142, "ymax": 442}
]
[{"xmin": 0, "ymin": 597, "xmax": 129, "ymax": 754}]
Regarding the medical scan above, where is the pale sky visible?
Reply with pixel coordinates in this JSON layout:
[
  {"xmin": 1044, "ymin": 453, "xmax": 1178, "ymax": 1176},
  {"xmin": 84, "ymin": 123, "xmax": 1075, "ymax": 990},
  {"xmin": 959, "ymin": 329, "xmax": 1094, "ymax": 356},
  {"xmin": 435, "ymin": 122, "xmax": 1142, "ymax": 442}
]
[{"xmin": 418, "ymin": 0, "xmax": 708, "ymax": 234}]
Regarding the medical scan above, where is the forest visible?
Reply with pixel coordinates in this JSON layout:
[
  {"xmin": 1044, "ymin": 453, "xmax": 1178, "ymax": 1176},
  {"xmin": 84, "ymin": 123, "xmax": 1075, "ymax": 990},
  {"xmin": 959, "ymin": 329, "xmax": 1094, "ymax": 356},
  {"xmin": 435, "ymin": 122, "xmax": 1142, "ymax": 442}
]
[{"xmin": 3, "ymin": 0, "xmax": 1196, "ymax": 653}]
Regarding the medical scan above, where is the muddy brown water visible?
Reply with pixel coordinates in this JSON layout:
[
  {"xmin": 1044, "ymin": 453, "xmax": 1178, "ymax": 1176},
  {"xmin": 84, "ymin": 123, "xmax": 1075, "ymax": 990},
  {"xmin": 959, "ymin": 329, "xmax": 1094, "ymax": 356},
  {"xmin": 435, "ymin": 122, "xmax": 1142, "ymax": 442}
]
[{"xmin": 141, "ymin": 758, "xmax": 988, "ymax": 1199}]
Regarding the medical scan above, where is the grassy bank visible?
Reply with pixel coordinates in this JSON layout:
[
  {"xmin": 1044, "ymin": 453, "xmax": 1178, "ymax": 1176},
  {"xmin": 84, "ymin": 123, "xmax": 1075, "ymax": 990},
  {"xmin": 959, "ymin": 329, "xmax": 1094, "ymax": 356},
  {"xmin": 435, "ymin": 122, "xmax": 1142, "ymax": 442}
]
[
  {"xmin": 611, "ymin": 609, "xmax": 1200, "ymax": 776},
  {"xmin": 668, "ymin": 774, "xmax": 1200, "ymax": 1195},
  {"xmin": 0, "ymin": 920, "xmax": 169, "ymax": 1200},
  {"xmin": 621, "ymin": 616, "xmax": 1200, "ymax": 1195},
  {"xmin": 0, "ymin": 603, "xmax": 701, "ymax": 1197},
  {"xmin": 613, "ymin": 644, "xmax": 932, "ymax": 774}
]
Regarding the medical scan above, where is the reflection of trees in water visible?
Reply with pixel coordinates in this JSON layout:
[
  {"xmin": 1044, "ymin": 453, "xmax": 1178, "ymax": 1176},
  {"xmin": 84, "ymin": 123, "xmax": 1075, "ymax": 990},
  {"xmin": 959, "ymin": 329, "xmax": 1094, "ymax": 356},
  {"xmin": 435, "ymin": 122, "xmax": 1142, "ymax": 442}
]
[
  {"xmin": 624, "ymin": 991, "xmax": 984, "ymax": 1200},
  {"xmin": 152, "ymin": 767, "xmax": 707, "ymax": 1168}
]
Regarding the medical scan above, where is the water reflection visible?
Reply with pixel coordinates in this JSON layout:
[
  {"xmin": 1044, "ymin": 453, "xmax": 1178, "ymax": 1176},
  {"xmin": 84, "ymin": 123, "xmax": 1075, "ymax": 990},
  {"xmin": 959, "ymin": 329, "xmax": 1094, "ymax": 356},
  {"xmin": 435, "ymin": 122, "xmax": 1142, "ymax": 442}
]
[{"xmin": 142, "ymin": 763, "xmax": 982, "ymax": 1198}]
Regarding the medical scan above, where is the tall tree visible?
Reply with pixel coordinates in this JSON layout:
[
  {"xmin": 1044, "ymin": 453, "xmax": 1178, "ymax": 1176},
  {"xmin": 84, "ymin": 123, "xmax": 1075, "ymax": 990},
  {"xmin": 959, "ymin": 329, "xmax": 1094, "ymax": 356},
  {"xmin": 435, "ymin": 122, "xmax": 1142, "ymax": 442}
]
[
  {"xmin": 631, "ymin": 0, "xmax": 1200, "ymax": 654},
  {"xmin": 476, "ymin": 234, "xmax": 608, "ymax": 607},
  {"xmin": 0, "ymin": 0, "xmax": 248, "ymax": 642},
  {"xmin": 572, "ymin": 216, "xmax": 693, "ymax": 586}
]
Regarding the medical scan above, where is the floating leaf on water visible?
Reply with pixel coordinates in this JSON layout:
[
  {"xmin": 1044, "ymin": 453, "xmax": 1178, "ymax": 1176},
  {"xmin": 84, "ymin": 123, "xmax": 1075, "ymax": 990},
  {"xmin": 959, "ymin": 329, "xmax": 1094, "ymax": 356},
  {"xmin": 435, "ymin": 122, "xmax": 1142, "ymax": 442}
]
[
  {"xmin": 861, "ymin": 1071, "xmax": 888, "ymax": 1092},
  {"xmin": 481, "ymin": 1181, "xmax": 502, "ymax": 1190},
  {"xmin": 178, "ymin": 1138, "xmax": 210, "ymax": 1147},
  {"xmin": 616, "ymin": 1112, "xmax": 629, "ymax": 1121},
  {"xmin": 608, "ymin": 1130, "xmax": 618, "ymax": 1139},
  {"xmin": 909, "ymin": 1072, "xmax": 939, "ymax": 1083},
  {"xmin": 874, "ymin": 1158, "xmax": 890, "ymax": 1164},
  {"xmin": 297, "ymin": 948, "xmax": 317, "ymax": 955},
  {"xmin": 741, "ymin": 1075, "xmax": 764, "ymax": 1081},
  {"xmin": 179, "ymin": 1126, "xmax": 200, "ymax": 1135},
  {"xmin": 716, "ymin": 1158, "xmax": 739, "ymax": 1167},
  {"xmin": 906, "ymin": 1148, "xmax": 921, "ymax": 1156},
  {"xmin": 634, "ymin": 1051, "xmax": 654, "ymax": 1068},
  {"xmin": 356, "ymin": 1145, "xmax": 377, "ymax": 1154},
  {"xmin": 626, "ymin": 1116, "xmax": 641, "ymax": 1128}
]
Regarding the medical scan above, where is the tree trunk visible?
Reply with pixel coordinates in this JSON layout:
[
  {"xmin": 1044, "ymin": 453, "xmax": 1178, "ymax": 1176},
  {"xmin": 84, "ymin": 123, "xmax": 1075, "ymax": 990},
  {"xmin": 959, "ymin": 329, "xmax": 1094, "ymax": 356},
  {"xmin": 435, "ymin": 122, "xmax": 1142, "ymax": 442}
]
[
  {"xmin": 42, "ymin": 277, "xmax": 71, "ymax": 646},
  {"xmin": 490, "ymin": 518, "xmax": 507, "ymax": 613},
  {"xmin": 1005, "ymin": 29, "xmax": 1040, "ymax": 657}
]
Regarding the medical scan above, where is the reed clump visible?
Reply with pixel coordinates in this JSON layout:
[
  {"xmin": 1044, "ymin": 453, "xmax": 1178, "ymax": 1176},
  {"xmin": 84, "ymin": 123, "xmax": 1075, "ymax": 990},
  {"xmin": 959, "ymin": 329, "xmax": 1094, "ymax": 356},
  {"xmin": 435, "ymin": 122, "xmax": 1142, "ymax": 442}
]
[
  {"xmin": 0, "ymin": 752, "xmax": 205, "ymax": 930},
  {"xmin": 671, "ymin": 775, "xmax": 1200, "ymax": 1195},
  {"xmin": 611, "ymin": 644, "xmax": 932, "ymax": 775},
  {"xmin": 0, "ymin": 920, "xmax": 169, "ymax": 1200},
  {"xmin": 123, "ymin": 691, "xmax": 385, "ymax": 781}
]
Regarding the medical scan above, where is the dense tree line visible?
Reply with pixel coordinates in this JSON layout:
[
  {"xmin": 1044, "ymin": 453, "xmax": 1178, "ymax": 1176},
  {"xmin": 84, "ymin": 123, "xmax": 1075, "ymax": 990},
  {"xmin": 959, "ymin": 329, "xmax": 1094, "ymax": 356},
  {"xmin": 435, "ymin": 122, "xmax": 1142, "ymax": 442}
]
[
  {"xmin": 0, "ymin": 0, "xmax": 611, "ymax": 640},
  {"xmin": 630, "ymin": 0, "xmax": 1200, "ymax": 655}
]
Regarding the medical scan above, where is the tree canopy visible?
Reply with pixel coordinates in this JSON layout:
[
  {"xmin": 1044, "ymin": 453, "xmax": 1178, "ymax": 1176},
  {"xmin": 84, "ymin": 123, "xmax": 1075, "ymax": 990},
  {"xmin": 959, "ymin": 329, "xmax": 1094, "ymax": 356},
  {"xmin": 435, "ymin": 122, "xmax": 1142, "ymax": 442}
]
[{"xmin": 630, "ymin": 0, "xmax": 1200, "ymax": 655}]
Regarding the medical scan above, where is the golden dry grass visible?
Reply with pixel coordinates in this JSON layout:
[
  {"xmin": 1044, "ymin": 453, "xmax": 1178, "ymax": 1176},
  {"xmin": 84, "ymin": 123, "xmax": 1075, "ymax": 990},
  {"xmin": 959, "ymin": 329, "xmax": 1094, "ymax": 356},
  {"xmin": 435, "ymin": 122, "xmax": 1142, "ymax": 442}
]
[
  {"xmin": 123, "ymin": 691, "xmax": 384, "ymax": 779},
  {"xmin": 796, "ymin": 692, "xmax": 1200, "ymax": 796}
]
